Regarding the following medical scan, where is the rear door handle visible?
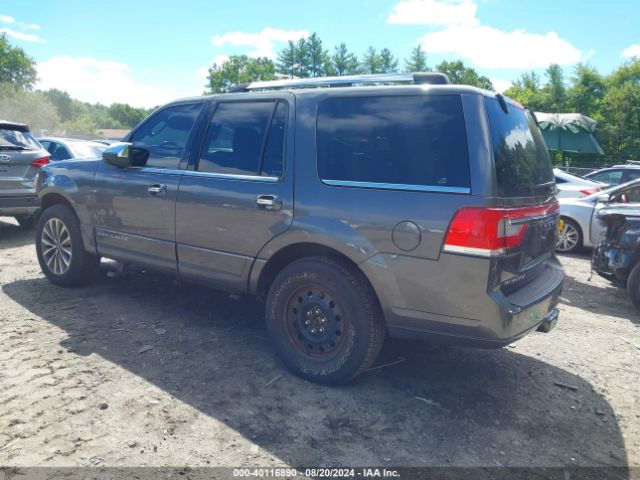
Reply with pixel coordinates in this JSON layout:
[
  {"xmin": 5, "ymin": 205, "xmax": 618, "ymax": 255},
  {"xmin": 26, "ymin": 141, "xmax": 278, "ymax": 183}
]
[
  {"xmin": 256, "ymin": 194, "xmax": 282, "ymax": 211},
  {"xmin": 148, "ymin": 184, "xmax": 167, "ymax": 197}
]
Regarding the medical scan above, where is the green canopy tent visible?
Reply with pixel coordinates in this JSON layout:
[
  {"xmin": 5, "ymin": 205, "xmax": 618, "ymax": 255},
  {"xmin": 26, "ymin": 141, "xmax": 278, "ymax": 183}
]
[{"xmin": 535, "ymin": 112, "xmax": 604, "ymax": 155}]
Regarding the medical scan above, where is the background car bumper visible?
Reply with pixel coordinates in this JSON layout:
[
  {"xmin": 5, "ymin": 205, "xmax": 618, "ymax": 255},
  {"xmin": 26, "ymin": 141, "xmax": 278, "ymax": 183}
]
[{"xmin": 0, "ymin": 195, "xmax": 41, "ymax": 216}]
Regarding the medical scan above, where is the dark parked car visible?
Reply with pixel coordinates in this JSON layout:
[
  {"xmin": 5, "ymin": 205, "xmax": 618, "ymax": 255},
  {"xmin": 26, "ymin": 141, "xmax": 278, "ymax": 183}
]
[
  {"xmin": 592, "ymin": 204, "xmax": 640, "ymax": 310},
  {"xmin": 584, "ymin": 165, "xmax": 640, "ymax": 186},
  {"xmin": 0, "ymin": 121, "xmax": 50, "ymax": 228},
  {"xmin": 34, "ymin": 73, "xmax": 564, "ymax": 384}
]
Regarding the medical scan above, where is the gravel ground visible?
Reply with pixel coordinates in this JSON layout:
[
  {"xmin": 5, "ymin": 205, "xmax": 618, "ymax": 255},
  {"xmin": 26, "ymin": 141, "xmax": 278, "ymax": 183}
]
[{"xmin": 0, "ymin": 217, "xmax": 638, "ymax": 470}]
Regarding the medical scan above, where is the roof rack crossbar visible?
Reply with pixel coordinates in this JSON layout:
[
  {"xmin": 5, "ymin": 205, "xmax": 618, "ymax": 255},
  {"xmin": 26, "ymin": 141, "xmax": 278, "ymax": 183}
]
[{"xmin": 240, "ymin": 72, "xmax": 450, "ymax": 92}]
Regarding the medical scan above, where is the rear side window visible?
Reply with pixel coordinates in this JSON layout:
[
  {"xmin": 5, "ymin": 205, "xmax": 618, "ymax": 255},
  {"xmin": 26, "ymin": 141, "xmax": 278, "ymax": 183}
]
[
  {"xmin": 198, "ymin": 101, "xmax": 287, "ymax": 177},
  {"xmin": 0, "ymin": 129, "xmax": 41, "ymax": 151},
  {"xmin": 485, "ymin": 98, "xmax": 554, "ymax": 197},
  {"xmin": 317, "ymin": 95, "xmax": 470, "ymax": 190}
]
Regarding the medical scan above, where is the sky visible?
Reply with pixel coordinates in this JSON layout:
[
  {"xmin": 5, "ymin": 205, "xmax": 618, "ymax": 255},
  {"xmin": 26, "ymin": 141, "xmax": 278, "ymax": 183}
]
[{"xmin": 1, "ymin": 0, "xmax": 639, "ymax": 108}]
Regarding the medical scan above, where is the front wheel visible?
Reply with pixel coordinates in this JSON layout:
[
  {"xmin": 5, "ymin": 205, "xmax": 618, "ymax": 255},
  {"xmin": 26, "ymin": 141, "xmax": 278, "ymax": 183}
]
[
  {"xmin": 265, "ymin": 257, "xmax": 385, "ymax": 384},
  {"xmin": 36, "ymin": 204, "xmax": 99, "ymax": 286}
]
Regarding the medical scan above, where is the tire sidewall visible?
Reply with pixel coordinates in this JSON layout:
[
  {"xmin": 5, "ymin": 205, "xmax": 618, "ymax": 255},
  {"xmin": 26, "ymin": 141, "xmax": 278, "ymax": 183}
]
[
  {"xmin": 35, "ymin": 205, "xmax": 92, "ymax": 286},
  {"xmin": 627, "ymin": 262, "xmax": 640, "ymax": 311},
  {"xmin": 266, "ymin": 259, "xmax": 376, "ymax": 384}
]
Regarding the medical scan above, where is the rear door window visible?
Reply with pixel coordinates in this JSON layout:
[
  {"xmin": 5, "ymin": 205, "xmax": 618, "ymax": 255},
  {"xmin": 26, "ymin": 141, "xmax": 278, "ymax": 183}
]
[
  {"xmin": 485, "ymin": 98, "xmax": 555, "ymax": 197},
  {"xmin": 316, "ymin": 95, "xmax": 470, "ymax": 190},
  {"xmin": 590, "ymin": 170, "xmax": 623, "ymax": 185},
  {"xmin": 198, "ymin": 100, "xmax": 287, "ymax": 177}
]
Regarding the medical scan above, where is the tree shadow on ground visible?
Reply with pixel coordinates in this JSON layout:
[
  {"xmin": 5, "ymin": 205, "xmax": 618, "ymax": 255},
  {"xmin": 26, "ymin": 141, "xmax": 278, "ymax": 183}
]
[{"xmin": 2, "ymin": 268, "xmax": 631, "ymax": 472}]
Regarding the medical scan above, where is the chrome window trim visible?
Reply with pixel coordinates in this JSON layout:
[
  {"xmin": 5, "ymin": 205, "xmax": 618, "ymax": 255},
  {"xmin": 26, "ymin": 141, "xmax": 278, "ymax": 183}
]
[
  {"xmin": 322, "ymin": 179, "xmax": 470, "ymax": 194},
  {"xmin": 183, "ymin": 170, "xmax": 279, "ymax": 183}
]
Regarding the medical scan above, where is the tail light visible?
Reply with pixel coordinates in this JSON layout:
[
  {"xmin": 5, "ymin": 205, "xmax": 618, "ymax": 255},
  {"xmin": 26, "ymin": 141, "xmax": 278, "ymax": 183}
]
[
  {"xmin": 579, "ymin": 187, "xmax": 600, "ymax": 197},
  {"xmin": 443, "ymin": 203, "xmax": 559, "ymax": 257},
  {"xmin": 31, "ymin": 156, "xmax": 50, "ymax": 168}
]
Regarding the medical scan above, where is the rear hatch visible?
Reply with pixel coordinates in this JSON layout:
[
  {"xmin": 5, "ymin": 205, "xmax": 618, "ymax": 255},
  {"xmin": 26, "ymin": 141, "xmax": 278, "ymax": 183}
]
[
  {"xmin": 0, "ymin": 124, "xmax": 49, "ymax": 194},
  {"xmin": 484, "ymin": 96, "xmax": 560, "ymax": 296}
]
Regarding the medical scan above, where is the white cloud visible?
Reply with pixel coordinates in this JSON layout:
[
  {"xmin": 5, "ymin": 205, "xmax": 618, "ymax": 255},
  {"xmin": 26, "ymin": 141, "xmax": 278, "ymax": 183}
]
[
  {"xmin": 418, "ymin": 24, "xmax": 582, "ymax": 69},
  {"xmin": 0, "ymin": 27, "xmax": 43, "ymax": 43},
  {"xmin": 387, "ymin": 0, "xmax": 478, "ymax": 26},
  {"xmin": 211, "ymin": 27, "xmax": 309, "ymax": 59},
  {"xmin": 491, "ymin": 79, "xmax": 512, "ymax": 93},
  {"xmin": 622, "ymin": 44, "xmax": 640, "ymax": 58},
  {"xmin": 1, "ymin": 14, "xmax": 41, "ymax": 31},
  {"xmin": 37, "ymin": 56, "xmax": 177, "ymax": 108}
]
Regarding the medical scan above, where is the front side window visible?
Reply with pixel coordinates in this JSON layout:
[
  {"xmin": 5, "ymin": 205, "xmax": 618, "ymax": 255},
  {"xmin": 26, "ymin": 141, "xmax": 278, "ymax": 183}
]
[
  {"xmin": 198, "ymin": 101, "xmax": 287, "ymax": 177},
  {"xmin": 316, "ymin": 95, "xmax": 470, "ymax": 189},
  {"xmin": 50, "ymin": 142, "xmax": 72, "ymax": 161},
  {"xmin": 130, "ymin": 103, "xmax": 203, "ymax": 169}
]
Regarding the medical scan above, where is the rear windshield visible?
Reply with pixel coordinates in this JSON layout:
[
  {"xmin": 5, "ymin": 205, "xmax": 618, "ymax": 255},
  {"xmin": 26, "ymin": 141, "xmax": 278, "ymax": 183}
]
[
  {"xmin": 0, "ymin": 128, "xmax": 41, "ymax": 150},
  {"xmin": 317, "ymin": 95, "xmax": 470, "ymax": 190},
  {"xmin": 485, "ymin": 98, "xmax": 555, "ymax": 197}
]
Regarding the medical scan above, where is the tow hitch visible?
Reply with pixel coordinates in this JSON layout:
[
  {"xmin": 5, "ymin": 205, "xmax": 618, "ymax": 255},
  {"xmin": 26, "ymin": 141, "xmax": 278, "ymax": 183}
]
[{"xmin": 536, "ymin": 308, "xmax": 559, "ymax": 333}]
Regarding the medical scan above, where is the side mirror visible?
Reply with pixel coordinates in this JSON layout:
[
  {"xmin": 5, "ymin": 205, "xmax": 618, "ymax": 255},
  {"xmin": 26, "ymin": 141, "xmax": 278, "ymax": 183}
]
[
  {"xmin": 102, "ymin": 142, "xmax": 132, "ymax": 168},
  {"xmin": 597, "ymin": 193, "xmax": 611, "ymax": 204}
]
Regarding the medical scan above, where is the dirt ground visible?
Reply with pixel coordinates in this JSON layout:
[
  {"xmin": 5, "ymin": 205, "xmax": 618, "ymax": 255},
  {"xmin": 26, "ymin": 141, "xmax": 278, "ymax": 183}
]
[{"xmin": 0, "ymin": 217, "xmax": 638, "ymax": 470}]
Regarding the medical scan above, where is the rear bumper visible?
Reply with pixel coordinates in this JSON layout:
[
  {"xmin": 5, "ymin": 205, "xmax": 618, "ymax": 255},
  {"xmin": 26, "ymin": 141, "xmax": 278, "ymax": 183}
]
[
  {"xmin": 0, "ymin": 194, "xmax": 41, "ymax": 216},
  {"xmin": 369, "ymin": 254, "xmax": 564, "ymax": 348}
]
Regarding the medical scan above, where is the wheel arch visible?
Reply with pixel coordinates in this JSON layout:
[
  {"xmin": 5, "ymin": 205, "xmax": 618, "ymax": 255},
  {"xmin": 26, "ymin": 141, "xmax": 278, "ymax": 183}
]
[
  {"xmin": 252, "ymin": 242, "xmax": 385, "ymax": 319},
  {"xmin": 39, "ymin": 190, "xmax": 97, "ymax": 255}
]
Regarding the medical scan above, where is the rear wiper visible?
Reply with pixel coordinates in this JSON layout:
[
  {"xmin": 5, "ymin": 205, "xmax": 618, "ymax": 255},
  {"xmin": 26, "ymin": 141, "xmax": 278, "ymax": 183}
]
[{"xmin": 0, "ymin": 145, "xmax": 28, "ymax": 151}]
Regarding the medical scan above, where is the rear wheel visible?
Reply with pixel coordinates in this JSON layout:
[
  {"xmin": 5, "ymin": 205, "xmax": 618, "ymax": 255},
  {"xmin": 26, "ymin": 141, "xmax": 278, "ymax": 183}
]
[
  {"xmin": 627, "ymin": 263, "xmax": 640, "ymax": 311},
  {"xmin": 36, "ymin": 204, "xmax": 99, "ymax": 286},
  {"xmin": 265, "ymin": 257, "xmax": 385, "ymax": 384},
  {"xmin": 556, "ymin": 217, "xmax": 582, "ymax": 254}
]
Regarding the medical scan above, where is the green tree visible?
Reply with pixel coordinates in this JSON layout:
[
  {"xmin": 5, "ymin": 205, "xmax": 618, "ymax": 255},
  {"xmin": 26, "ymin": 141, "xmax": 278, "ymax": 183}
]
[
  {"xmin": 598, "ymin": 59, "xmax": 640, "ymax": 162},
  {"xmin": 306, "ymin": 33, "xmax": 329, "ymax": 78},
  {"xmin": 360, "ymin": 46, "xmax": 383, "ymax": 74},
  {"xmin": 543, "ymin": 64, "xmax": 567, "ymax": 111},
  {"xmin": 107, "ymin": 103, "xmax": 149, "ymax": 128},
  {"xmin": 294, "ymin": 38, "xmax": 311, "ymax": 77},
  {"xmin": 379, "ymin": 48, "xmax": 398, "ymax": 73},
  {"xmin": 568, "ymin": 63, "xmax": 604, "ymax": 117},
  {"xmin": 0, "ymin": 33, "xmax": 38, "ymax": 90},
  {"xmin": 206, "ymin": 55, "xmax": 276, "ymax": 94},
  {"xmin": 331, "ymin": 43, "xmax": 359, "ymax": 76},
  {"xmin": 405, "ymin": 45, "xmax": 429, "ymax": 72},
  {"xmin": 0, "ymin": 84, "xmax": 60, "ymax": 133},
  {"xmin": 276, "ymin": 40, "xmax": 298, "ymax": 78},
  {"xmin": 40, "ymin": 89, "xmax": 76, "ymax": 122},
  {"xmin": 435, "ymin": 60, "xmax": 494, "ymax": 90},
  {"xmin": 504, "ymin": 71, "xmax": 547, "ymax": 111}
]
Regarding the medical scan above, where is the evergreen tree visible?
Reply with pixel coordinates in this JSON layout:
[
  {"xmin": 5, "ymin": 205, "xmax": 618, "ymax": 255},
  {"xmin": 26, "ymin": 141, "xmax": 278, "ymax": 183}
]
[{"xmin": 405, "ymin": 45, "xmax": 429, "ymax": 72}]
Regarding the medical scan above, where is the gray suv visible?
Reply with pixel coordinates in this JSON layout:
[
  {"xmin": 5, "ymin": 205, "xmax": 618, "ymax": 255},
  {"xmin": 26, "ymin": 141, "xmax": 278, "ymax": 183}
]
[
  {"xmin": 35, "ymin": 73, "xmax": 564, "ymax": 384},
  {"xmin": 0, "ymin": 121, "xmax": 50, "ymax": 228}
]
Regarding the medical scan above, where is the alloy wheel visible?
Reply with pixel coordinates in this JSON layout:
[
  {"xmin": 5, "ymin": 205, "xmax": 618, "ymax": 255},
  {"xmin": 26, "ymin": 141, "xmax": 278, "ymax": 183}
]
[
  {"xmin": 556, "ymin": 222, "xmax": 579, "ymax": 252},
  {"xmin": 41, "ymin": 218, "xmax": 72, "ymax": 275}
]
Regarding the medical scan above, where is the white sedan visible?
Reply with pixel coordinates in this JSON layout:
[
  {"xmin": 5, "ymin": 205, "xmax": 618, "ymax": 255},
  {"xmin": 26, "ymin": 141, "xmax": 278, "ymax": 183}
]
[
  {"xmin": 557, "ymin": 179, "xmax": 640, "ymax": 253},
  {"xmin": 554, "ymin": 168, "xmax": 605, "ymax": 199}
]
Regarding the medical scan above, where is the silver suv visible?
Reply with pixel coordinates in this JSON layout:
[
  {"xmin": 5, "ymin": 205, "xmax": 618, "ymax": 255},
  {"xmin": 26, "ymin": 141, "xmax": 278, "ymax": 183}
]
[
  {"xmin": 0, "ymin": 121, "xmax": 50, "ymax": 228},
  {"xmin": 34, "ymin": 73, "xmax": 564, "ymax": 384}
]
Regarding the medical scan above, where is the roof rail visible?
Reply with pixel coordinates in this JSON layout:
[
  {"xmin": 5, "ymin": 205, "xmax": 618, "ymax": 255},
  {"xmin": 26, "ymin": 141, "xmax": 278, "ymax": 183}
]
[{"xmin": 232, "ymin": 72, "xmax": 450, "ymax": 92}]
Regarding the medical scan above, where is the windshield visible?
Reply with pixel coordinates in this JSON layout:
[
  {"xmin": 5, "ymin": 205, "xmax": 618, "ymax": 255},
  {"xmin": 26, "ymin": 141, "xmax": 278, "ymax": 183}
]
[
  {"xmin": 0, "ymin": 128, "xmax": 41, "ymax": 150},
  {"xmin": 485, "ymin": 98, "xmax": 555, "ymax": 197},
  {"xmin": 70, "ymin": 143, "xmax": 106, "ymax": 158}
]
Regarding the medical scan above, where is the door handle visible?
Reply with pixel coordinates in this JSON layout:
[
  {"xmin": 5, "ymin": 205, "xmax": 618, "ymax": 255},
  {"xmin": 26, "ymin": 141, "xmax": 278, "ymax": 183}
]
[
  {"xmin": 148, "ymin": 184, "xmax": 167, "ymax": 197},
  {"xmin": 256, "ymin": 194, "xmax": 282, "ymax": 211}
]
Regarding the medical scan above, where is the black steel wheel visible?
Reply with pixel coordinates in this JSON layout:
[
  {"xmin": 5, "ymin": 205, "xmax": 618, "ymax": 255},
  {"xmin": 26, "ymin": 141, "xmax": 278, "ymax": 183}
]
[{"xmin": 266, "ymin": 256, "xmax": 385, "ymax": 384}]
